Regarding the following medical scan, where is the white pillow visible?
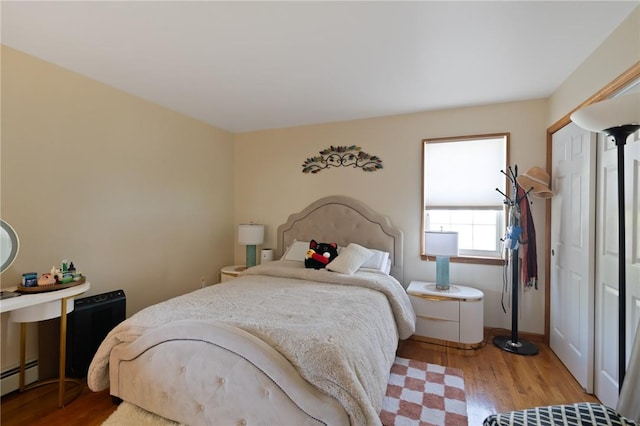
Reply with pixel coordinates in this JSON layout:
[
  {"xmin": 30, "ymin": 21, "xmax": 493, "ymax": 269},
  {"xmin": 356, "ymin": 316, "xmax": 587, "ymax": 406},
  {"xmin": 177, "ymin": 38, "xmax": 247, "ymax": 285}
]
[
  {"xmin": 382, "ymin": 257, "xmax": 392, "ymax": 274},
  {"xmin": 359, "ymin": 258, "xmax": 392, "ymax": 275},
  {"xmin": 360, "ymin": 249, "xmax": 390, "ymax": 271},
  {"xmin": 281, "ymin": 240, "xmax": 310, "ymax": 262},
  {"xmin": 327, "ymin": 243, "xmax": 373, "ymax": 275}
]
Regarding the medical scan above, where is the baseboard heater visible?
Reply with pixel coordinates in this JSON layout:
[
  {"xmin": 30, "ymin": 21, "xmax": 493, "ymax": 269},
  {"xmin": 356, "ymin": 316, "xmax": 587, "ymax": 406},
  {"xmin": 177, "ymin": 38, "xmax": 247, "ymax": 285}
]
[
  {"xmin": 0, "ymin": 360, "xmax": 38, "ymax": 396},
  {"xmin": 39, "ymin": 289, "xmax": 126, "ymax": 379}
]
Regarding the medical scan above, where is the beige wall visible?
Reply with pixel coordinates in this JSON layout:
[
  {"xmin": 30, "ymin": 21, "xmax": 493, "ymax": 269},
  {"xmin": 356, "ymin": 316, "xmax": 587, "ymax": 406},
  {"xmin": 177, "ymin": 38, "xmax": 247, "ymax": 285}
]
[
  {"xmin": 0, "ymin": 46, "xmax": 235, "ymax": 374},
  {"xmin": 550, "ymin": 6, "xmax": 640, "ymax": 123},
  {"xmin": 235, "ymin": 99, "xmax": 549, "ymax": 334}
]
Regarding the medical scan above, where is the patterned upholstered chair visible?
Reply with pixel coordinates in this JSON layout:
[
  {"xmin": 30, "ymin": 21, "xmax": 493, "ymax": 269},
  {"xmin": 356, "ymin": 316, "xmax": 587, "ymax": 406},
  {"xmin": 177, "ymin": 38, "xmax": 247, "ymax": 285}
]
[{"xmin": 483, "ymin": 402, "xmax": 637, "ymax": 426}]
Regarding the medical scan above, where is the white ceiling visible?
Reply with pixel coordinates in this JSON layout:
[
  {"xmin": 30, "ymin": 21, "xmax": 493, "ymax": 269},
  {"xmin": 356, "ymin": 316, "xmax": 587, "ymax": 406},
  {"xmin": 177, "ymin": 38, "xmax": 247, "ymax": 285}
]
[{"xmin": 2, "ymin": 1, "xmax": 638, "ymax": 133}]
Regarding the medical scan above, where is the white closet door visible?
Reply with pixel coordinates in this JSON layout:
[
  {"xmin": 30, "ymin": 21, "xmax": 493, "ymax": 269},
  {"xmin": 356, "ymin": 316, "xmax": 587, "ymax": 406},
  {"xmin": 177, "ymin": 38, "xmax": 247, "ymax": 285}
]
[
  {"xmin": 595, "ymin": 130, "xmax": 640, "ymax": 407},
  {"xmin": 551, "ymin": 122, "xmax": 596, "ymax": 392},
  {"xmin": 625, "ymin": 132, "xmax": 640, "ymax": 375}
]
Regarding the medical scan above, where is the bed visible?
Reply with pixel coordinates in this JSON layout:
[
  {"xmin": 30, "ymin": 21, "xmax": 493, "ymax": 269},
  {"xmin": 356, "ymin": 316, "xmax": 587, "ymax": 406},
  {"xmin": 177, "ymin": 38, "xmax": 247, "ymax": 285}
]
[{"xmin": 87, "ymin": 195, "xmax": 416, "ymax": 426}]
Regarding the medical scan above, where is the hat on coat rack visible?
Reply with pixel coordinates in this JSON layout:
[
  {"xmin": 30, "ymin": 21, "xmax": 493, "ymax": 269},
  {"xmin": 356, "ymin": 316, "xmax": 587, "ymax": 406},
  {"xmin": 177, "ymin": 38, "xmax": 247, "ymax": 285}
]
[{"xmin": 516, "ymin": 166, "xmax": 553, "ymax": 199}]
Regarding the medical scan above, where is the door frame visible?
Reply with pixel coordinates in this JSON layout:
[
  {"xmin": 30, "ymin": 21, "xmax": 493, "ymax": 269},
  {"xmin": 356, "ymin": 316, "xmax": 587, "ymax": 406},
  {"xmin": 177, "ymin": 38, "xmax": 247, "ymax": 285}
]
[{"xmin": 544, "ymin": 62, "xmax": 640, "ymax": 343}]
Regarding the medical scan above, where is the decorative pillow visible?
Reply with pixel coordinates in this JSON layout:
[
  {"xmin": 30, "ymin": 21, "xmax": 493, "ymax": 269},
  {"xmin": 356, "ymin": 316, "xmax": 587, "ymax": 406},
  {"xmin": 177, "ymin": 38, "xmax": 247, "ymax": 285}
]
[
  {"xmin": 281, "ymin": 240, "xmax": 310, "ymax": 262},
  {"xmin": 305, "ymin": 240, "xmax": 339, "ymax": 269},
  {"xmin": 327, "ymin": 243, "xmax": 373, "ymax": 275},
  {"xmin": 360, "ymin": 249, "xmax": 390, "ymax": 271}
]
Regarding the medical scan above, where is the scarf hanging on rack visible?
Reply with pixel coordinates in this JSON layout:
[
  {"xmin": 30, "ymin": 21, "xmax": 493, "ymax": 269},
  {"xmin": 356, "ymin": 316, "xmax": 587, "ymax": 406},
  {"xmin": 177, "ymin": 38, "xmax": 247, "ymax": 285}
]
[{"xmin": 518, "ymin": 184, "xmax": 538, "ymax": 289}]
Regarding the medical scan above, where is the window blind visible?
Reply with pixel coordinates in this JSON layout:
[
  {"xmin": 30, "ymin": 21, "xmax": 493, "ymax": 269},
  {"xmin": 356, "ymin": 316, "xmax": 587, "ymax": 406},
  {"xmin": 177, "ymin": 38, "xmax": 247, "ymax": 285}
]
[{"xmin": 424, "ymin": 136, "xmax": 507, "ymax": 208}]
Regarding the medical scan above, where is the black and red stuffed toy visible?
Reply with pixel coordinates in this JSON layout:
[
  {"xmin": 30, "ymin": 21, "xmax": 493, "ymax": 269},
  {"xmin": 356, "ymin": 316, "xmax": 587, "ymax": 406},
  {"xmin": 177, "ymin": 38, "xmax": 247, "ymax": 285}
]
[{"xmin": 304, "ymin": 240, "xmax": 339, "ymax": 269}]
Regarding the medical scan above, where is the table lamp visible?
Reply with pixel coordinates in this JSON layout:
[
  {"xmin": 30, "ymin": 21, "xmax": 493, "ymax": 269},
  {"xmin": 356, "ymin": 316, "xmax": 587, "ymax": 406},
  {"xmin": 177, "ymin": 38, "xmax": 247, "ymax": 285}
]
[
  {"xmin": 238, "ymin": 224, "xmax": 264, "ymax": 268},
  {"xmin": 571, "ymin": 92, "xmax": 640, "ymax": 389},
  {"xmin": 424, "ymin": 231, "xmax": 459, "ymax": 290}
]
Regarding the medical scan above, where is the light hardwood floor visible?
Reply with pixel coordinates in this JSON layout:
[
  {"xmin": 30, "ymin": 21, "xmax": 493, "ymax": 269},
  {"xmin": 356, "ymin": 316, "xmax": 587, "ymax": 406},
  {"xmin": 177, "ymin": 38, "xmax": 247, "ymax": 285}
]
[{"xmin": 1, "ymin": 329, "xmax": 598, "ymax": 426}]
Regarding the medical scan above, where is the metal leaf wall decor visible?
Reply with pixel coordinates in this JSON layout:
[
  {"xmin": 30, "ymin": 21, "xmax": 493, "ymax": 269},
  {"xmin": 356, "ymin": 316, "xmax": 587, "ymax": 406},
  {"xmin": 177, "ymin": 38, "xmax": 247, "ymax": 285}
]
[{"xmin": 302, "ymin": 145, "xmax": 383, "ymax": 174}]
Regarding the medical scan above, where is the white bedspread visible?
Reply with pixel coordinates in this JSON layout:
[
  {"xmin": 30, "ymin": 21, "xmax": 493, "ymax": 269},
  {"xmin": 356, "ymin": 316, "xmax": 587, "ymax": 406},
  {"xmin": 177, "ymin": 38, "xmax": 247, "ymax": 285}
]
[{"xmin": 88, "ymin": 260, "xmax": 416, "ymax": 425}]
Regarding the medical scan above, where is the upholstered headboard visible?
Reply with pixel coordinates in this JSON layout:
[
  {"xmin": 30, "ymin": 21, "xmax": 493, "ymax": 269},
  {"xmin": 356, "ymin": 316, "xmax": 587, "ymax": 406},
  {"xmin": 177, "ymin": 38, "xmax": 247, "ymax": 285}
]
[{"xmin": 276, "ymin": 195, "xmax": 404, "ymax": 283}]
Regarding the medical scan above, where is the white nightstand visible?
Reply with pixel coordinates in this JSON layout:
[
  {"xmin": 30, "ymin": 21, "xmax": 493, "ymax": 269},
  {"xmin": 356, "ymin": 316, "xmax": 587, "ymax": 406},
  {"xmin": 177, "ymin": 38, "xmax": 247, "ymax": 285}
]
[
  {"xmin": 407, "ymin": 281, "xmax": 484, "ymax": 349},
  {"xmin": 220, "ymin": 265, "xmax": 246, "ymax": 282}
]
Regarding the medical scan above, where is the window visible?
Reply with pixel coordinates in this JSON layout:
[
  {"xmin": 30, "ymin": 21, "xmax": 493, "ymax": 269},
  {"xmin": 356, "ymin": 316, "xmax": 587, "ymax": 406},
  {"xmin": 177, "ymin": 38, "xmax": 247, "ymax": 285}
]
[{"xmin": 422, "ymin": 133, "xmax": 509, "ymax": 263}]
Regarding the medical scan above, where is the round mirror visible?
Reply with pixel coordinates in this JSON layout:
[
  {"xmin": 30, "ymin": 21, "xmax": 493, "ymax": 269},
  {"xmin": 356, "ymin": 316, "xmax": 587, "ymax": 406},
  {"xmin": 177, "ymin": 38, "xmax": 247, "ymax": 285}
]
[{"xmin": 1, "ymin": 220, "xmax": 20, "ymax": 273}]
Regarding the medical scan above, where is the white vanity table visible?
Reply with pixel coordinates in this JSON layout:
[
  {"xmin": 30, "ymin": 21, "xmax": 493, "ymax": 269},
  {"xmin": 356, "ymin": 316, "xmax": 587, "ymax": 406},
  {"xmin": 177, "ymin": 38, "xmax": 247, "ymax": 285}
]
[{"xmin": 0, "ymin": 282, "xmax": 90, "ymax": 407}]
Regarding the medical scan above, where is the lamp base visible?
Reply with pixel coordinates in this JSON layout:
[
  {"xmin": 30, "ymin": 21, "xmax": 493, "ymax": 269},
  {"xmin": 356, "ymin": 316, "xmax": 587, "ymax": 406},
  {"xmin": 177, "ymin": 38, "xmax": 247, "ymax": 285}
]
[
  {"xmin": 435, "ymin": 256, "xmax": 450, "ymax": 290},
  {"xmin": 245, "ymin": 245, "xmax": 257, "ymax": 268}
]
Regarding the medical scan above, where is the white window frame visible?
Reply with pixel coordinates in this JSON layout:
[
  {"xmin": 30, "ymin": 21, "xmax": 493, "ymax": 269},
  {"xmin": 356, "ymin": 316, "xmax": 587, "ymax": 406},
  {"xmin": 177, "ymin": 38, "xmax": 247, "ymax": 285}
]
[
  {"xmin": 422, "ymin": 133, "xmax": 509, "ymax": 264},
  {"xmin": 424, "ymin": 208, "xmax": 505, "ymax": 257}
]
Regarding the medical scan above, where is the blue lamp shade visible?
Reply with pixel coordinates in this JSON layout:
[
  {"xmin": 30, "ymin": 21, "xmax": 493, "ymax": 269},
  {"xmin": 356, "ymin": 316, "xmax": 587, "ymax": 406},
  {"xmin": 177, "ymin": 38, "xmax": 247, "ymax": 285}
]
[
  {"xmin": 238, "ymin": 224, "xmax": 264, "ymax": 268},
  {"xmin": 424, "ymin": 231, "xmax": 459, "ymax": 290}
]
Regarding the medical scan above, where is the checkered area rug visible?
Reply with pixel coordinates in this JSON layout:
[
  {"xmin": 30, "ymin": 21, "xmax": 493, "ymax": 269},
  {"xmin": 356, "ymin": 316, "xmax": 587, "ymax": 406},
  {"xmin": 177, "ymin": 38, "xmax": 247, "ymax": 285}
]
[{"xmin": 379, "ymin": 356, "xmax": 468, "ymax": 426}]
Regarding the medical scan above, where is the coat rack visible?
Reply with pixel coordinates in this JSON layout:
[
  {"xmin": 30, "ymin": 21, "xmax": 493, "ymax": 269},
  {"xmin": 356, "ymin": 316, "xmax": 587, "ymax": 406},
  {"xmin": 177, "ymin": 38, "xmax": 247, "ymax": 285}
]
[{"xmin": 493, "ymin": 165, "xmax": 539, "ymax": 356}]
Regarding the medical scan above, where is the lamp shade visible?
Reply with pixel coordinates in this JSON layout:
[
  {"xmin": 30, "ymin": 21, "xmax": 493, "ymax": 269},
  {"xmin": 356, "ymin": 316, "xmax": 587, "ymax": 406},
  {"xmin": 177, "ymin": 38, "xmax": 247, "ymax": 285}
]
[
  {"xmin": 424, "ymin": 231, "xmax": 458, "ymax": 257},
  {"xmin": 570, "ymin": 92, "xmax": 640, "ymax": 133},
  {"xmin": 238, "ymin": 224, "xmax": 264, "ymax": 245}
]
